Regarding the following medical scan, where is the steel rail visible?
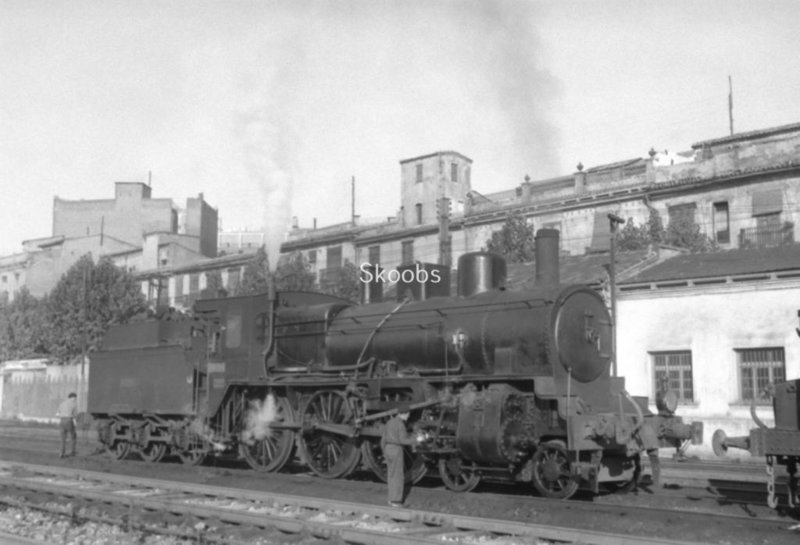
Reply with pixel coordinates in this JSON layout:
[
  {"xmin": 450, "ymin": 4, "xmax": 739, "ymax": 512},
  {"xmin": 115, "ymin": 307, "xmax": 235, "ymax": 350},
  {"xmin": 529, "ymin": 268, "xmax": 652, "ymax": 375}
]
[{"xmin": 0, "ymin": 461, "xmax": 709, "ymax": 545}]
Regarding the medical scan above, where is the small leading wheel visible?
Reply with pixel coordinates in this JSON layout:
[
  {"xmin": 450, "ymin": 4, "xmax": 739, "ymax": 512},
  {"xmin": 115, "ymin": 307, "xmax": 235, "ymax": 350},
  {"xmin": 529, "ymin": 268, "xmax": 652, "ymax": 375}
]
[
  {"xmin": 240, "ymin": 396, "xmax": 296, "ymax": 473},
  {"xmin": 532, "ymin": 440, "xmax": 579, "ymax": 499},
  {"xmin": 438, "ymin": 456, "xmax": 480, "ymax": 492},
  {"xmin": 139, "ymin": 441, "xmax": 167, "ymax": 463},
  {"xmin": 361, "ymin": 440, "xmax": 427, "ymax": 484},
  {"xmin": 298, "ymin": 390, "xmax": 361, "ymax": 479}
]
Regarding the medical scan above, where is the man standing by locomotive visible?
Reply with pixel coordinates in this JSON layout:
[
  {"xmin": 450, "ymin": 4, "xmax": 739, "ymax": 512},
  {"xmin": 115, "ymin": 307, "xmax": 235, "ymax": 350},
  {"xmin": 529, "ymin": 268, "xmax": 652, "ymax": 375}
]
[
  {"xmin": 56, "ymin": 392, "xmax": 78, "ymax": 458},
  {"xmin": 381, "ymin": 410, "xmax": 415, "ymax": 507}
]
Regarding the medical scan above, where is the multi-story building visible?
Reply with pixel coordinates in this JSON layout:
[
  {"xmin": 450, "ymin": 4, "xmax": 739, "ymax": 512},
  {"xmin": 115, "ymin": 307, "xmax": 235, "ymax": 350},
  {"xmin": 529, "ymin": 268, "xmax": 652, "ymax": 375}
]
[
  {"xmin": 282, "ymin": 122, "xmax": 800, "ymax": 282},
  {"xmin": 2, "ymin": 182, "xmax": 219, "ymax": 299}
]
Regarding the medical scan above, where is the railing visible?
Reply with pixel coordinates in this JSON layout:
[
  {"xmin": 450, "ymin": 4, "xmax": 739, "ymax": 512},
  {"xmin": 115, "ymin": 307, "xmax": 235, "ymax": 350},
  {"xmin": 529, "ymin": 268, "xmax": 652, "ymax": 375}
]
[{"xmin": 738, "ymin": 222, "xmax": 794, "ymax": 249}]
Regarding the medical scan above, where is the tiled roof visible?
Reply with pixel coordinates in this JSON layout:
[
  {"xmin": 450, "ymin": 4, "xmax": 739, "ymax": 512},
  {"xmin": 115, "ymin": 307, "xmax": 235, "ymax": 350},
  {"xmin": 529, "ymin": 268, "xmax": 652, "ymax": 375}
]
[
  {"xmin": 621, "ymin": 244, "xmax": 800, "ymax": 284},
  {"xmin": 691, "ymin": 121, "xmax": 800, "ymax": 149},
  {"xmin": 508, "ymin": 250, "xmax": 651, "ymax": 289}
]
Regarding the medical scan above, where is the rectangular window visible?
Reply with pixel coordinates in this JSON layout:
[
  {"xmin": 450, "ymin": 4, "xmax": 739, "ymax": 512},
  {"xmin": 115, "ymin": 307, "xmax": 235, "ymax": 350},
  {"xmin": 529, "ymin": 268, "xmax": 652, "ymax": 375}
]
[
  {"xmin": 307, "ymin": 250, "xmax": 316, "ymax": 265},
  {"xmin": 174, "ymin": 275, "xmax": 184, "ymax": 296},
  {"xmin": 401, "ymin": 240, "xmax": 414, "ymax": 264},
  {"xmin": 668, "ymin": 203, "xmax": 696, "ymax": 225},
  {"xmin": 189, "ymin": 273, "xmax": 200, "ymax": 294},
  {"xmin": 737, "ymin": 347, "xmax": 785, "ymax": 403},
  {"xmin": 225, "ymin": 311, "xmax": 242, "ymax": 349},
  {"xmin": 651, "ymin": 351, "xmax": 694, "ymax": 403},
  {"xmin": 227, "ymin": 268, "xmax": 241, "ymax": 292},
  {"xmin": 326, "ymin": 245, "xmax": 342, "ymax": 269},
  {"xmin": 451, "ymin": 162, "xmax": 458, "ymax": 182},
  {"xmin": 415, "ymin": 203, "xmax": 423, "ymax": 225},
  {"xmin": 368, "ymin": 245, "xmax": 380, "ymax": 265},
  {"xmin": 756, "ymin": 212, "xmax": 781, "ymax": 230},
  {"xmin": 416, "ymin": 163, "xmax": 423, "ymax": 183},
  {"xmin": 713, "ymin": 202, "xmax": 730, "ymax": 243}
]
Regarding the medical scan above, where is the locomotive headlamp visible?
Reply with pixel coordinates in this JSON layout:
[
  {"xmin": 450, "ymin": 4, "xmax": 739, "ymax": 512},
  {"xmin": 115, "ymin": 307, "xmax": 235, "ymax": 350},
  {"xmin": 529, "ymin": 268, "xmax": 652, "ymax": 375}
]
[{"xmin": 655, "ymin": 389, "xmax": 679, "ymax": 415}]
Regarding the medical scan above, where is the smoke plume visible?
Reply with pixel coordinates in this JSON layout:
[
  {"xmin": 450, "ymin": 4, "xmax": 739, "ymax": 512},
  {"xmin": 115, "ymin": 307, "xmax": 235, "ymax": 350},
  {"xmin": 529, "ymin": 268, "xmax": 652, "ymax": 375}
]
[{"xmin": 241, "ymin": 393, "xmax": 278, "ymax": 444}]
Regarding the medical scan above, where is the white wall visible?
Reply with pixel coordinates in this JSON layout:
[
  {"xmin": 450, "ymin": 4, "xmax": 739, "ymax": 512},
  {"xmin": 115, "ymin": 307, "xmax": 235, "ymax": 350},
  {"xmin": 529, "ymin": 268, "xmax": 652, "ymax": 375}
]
[{"xmin": 617, "ymin": 279, "xmax": 800, "ymax": 458}]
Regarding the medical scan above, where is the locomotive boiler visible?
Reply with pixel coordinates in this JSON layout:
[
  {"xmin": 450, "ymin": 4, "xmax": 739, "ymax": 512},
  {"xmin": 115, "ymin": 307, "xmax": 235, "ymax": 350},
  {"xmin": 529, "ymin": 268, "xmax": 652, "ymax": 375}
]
[{"xmin": 88, "ymin": 229, "xmax": 702, "ymax": 499}]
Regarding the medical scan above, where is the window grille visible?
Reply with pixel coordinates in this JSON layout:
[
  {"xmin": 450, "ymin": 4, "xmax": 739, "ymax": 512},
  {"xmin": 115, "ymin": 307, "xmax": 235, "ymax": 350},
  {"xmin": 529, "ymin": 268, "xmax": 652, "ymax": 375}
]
[
  {"xmin": 737, "ymin": 347, "xmax": 785, "ymax": 403},
  {"xmin": 651, "ymin": 351, "xmax": 694, "ymax": 402}
]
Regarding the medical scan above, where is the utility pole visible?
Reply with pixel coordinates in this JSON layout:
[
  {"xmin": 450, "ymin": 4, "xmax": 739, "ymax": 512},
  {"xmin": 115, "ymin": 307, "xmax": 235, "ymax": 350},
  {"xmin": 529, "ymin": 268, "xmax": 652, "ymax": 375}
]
[
  {"xmin": 607, "ymin": 213, "xmax": 625, "ymax": 377},
  {"xmin": 437, "ymin": 197, "xmax": 451, "ymax": 266},
  {"xmin": 728, "ymin": 75, "xmax": 734, "ymax": 136},
  {"xmin": 351, "ymin": 176, "xmax": 356, "ymax": 225}
]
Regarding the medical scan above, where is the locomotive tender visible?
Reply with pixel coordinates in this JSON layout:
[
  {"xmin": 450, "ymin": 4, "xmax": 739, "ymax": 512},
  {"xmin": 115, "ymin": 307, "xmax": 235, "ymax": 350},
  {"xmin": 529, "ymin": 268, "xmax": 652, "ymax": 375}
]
[{"xmin": 88, "ymin": 229, "xmax": 701, "ymax": 499}]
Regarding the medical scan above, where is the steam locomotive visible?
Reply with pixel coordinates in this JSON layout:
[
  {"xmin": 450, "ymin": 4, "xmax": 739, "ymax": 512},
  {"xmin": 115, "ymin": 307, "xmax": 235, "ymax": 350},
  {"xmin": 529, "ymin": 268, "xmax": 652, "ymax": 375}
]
[{"xmin": 88, "ymin": 229, "xmax": 702, "ymax": 499}]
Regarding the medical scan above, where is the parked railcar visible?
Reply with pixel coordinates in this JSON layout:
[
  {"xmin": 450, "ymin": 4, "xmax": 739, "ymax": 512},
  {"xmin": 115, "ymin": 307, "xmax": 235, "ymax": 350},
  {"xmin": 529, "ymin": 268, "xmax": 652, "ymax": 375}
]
[
  {"xmin": 88, "ymin": 229, "xmax": 702, "ymax": 499},
  {"xmin": 713, "ymin": 376, "xmax": 800, "ymax": 508}
]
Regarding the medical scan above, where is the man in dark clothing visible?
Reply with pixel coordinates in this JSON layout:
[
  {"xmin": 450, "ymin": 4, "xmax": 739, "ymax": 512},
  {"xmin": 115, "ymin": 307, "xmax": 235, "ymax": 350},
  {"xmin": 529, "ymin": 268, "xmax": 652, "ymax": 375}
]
[
  {"xmin": 381, "ymin": 411, "xmax": 415, "ymax": 507},
  {"xmin": 56, "ymin": 393, "xmax": 78, "ymax": 458}
]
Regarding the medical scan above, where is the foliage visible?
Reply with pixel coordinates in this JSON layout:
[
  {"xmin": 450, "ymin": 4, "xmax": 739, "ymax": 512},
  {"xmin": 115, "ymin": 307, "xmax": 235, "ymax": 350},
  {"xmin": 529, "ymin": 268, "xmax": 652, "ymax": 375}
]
[
  {"xmin": 0, "ymin": 288, "xmax": 49, "ymax": 360},
  {"xmin": 663, "ymin": 214, "xmax": 718, "ymax": 253},
  {"xmin": 614, "ymin": 207, "xmax": 717, "ymax": 253},
  {"xmin": 202, "ymin": 269, "xmax": 228, "ymax": 299},
  {"xmin": 646, "ymin": 207, "xmax": 664, "ymax": 244},
  {"xmin": 236, "ymin": 246, "xmax": 271, "ymax": 296},
  {"xmin": 484, "ymin": 211, "xmax": 537, "ymax": 263},
  {"xmin": 320, "ymin": 260, "xmax": 360, "ymax": 303},
  {"xmin": 274, "ymin": 251, "xmax": 317, "ymax": 292},
  {"xmin": 616, "ymin": 218, "xmax": 651, "ymax": 251},
  {"xmin": 45, "ymin": 254, "xmax": 147, "ymax": 361}
]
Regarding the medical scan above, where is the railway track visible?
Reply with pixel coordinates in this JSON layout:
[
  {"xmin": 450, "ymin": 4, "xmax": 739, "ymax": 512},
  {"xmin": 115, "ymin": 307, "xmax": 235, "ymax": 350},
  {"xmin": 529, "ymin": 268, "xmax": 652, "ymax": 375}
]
[{"xmin": 0, "ymin": 461, "xmax": 712, "ymax": 545}]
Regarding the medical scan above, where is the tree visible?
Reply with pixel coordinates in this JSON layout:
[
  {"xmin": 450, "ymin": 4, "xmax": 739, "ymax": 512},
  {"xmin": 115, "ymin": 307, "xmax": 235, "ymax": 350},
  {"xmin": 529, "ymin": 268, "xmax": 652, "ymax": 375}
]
[
  {"xmin": 484, "ymin": 211, "xmax": 536, "ymax": 263},
  {"xmin": 274, "ymin": 252, "xmax": 317, "ymax": 292},
  {"xmin": 236, "ymin": 246, "xmax": 271, "ymax": 296},
  {"xmin": 202, "ymin": 269, "xmax": 227, "ymax": 299},
  {"xmin": 0, "ymin": 288, "xmax": 49, "ymax": 360},
  {"xmin": 614, "ymin": 207, "xmax": 717, "ymax": 254},
  {"xmin": 663, "ymin": 214, "xmax": 717, "ymax": 253},
  {"xmin": 616, "ymin": 218, "xmax": 651, "ymax": 251},
  {"xmin": 321, "ymin": 260, "xmax": 360, "ymax": 303},
  {"xmin": 46, "ymin": 255, "xmax": 147, "ymax": 361}
]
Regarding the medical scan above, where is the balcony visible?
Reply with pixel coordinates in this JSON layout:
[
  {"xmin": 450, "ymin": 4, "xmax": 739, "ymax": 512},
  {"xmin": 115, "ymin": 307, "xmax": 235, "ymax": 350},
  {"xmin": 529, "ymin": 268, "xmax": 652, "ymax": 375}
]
[{"xmin": 738, "ymin": 222, "xmax": 794, "ymax": 249}]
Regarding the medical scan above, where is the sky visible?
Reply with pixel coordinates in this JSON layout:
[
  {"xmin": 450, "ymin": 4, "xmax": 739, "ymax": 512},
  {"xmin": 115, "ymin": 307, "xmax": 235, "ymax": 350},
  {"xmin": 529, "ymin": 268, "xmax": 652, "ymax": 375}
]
[{"xmin": 2, "ymin": 0, "xmax": 799, "ymax": 259}]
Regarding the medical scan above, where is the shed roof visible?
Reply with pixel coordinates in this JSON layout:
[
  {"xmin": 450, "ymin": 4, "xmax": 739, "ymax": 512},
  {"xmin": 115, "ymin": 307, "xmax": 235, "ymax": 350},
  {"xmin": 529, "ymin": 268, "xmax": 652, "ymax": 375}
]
[{"xmin": 621, "ymin": 244, "xmax": 800, "ymax": 284}]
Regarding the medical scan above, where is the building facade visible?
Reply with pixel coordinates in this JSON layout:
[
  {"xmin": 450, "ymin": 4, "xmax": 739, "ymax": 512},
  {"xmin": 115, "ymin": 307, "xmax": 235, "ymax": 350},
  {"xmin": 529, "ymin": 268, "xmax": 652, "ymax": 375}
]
[
  {"xmin": 281, "ymin": 122, "xmax": 800, "ymax": 287},
  {"xmin": 617, "ymin": 245, "xmax": 800, "ymax": 457},
  {"xmin": 1, "ymin": 182, "xmax": 219, "ymax": 300}
]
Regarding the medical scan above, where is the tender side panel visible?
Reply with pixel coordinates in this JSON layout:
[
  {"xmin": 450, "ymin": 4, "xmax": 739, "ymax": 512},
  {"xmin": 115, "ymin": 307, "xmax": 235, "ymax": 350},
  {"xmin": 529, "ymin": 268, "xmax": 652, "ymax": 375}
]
[{"xmin": 88, "ymin": 345, "xmax": 195, "ymax": 415}]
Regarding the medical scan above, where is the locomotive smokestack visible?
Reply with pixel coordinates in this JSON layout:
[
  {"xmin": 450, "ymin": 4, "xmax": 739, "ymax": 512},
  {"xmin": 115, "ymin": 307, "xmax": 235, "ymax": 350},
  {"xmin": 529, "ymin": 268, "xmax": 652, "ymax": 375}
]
[{"xmin": 535, "ymin": 229, "xmax": 560, "ymax": 287}]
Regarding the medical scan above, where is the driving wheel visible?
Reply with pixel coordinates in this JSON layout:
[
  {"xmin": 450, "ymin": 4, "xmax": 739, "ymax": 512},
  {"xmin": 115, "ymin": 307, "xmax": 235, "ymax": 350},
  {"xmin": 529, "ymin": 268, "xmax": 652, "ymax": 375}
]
[
  {"xmin": 240, "ymin": 395, "xmax": 296, "ymax": 472},
  {"xmin": 298, "ymin": 390, "xmax": 361, "ymax": 478}
]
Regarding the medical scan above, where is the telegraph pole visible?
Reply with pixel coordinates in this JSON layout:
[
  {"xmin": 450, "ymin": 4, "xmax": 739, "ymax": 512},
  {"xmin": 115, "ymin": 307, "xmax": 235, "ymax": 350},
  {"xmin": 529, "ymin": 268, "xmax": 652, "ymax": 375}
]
[
  {"xmin": 728, "ymin": 76, "xmax": 734, "ymax": 136},
  {"xmin": 607, "ymin": 213, "xmax": 625, "ymax": 377}
]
